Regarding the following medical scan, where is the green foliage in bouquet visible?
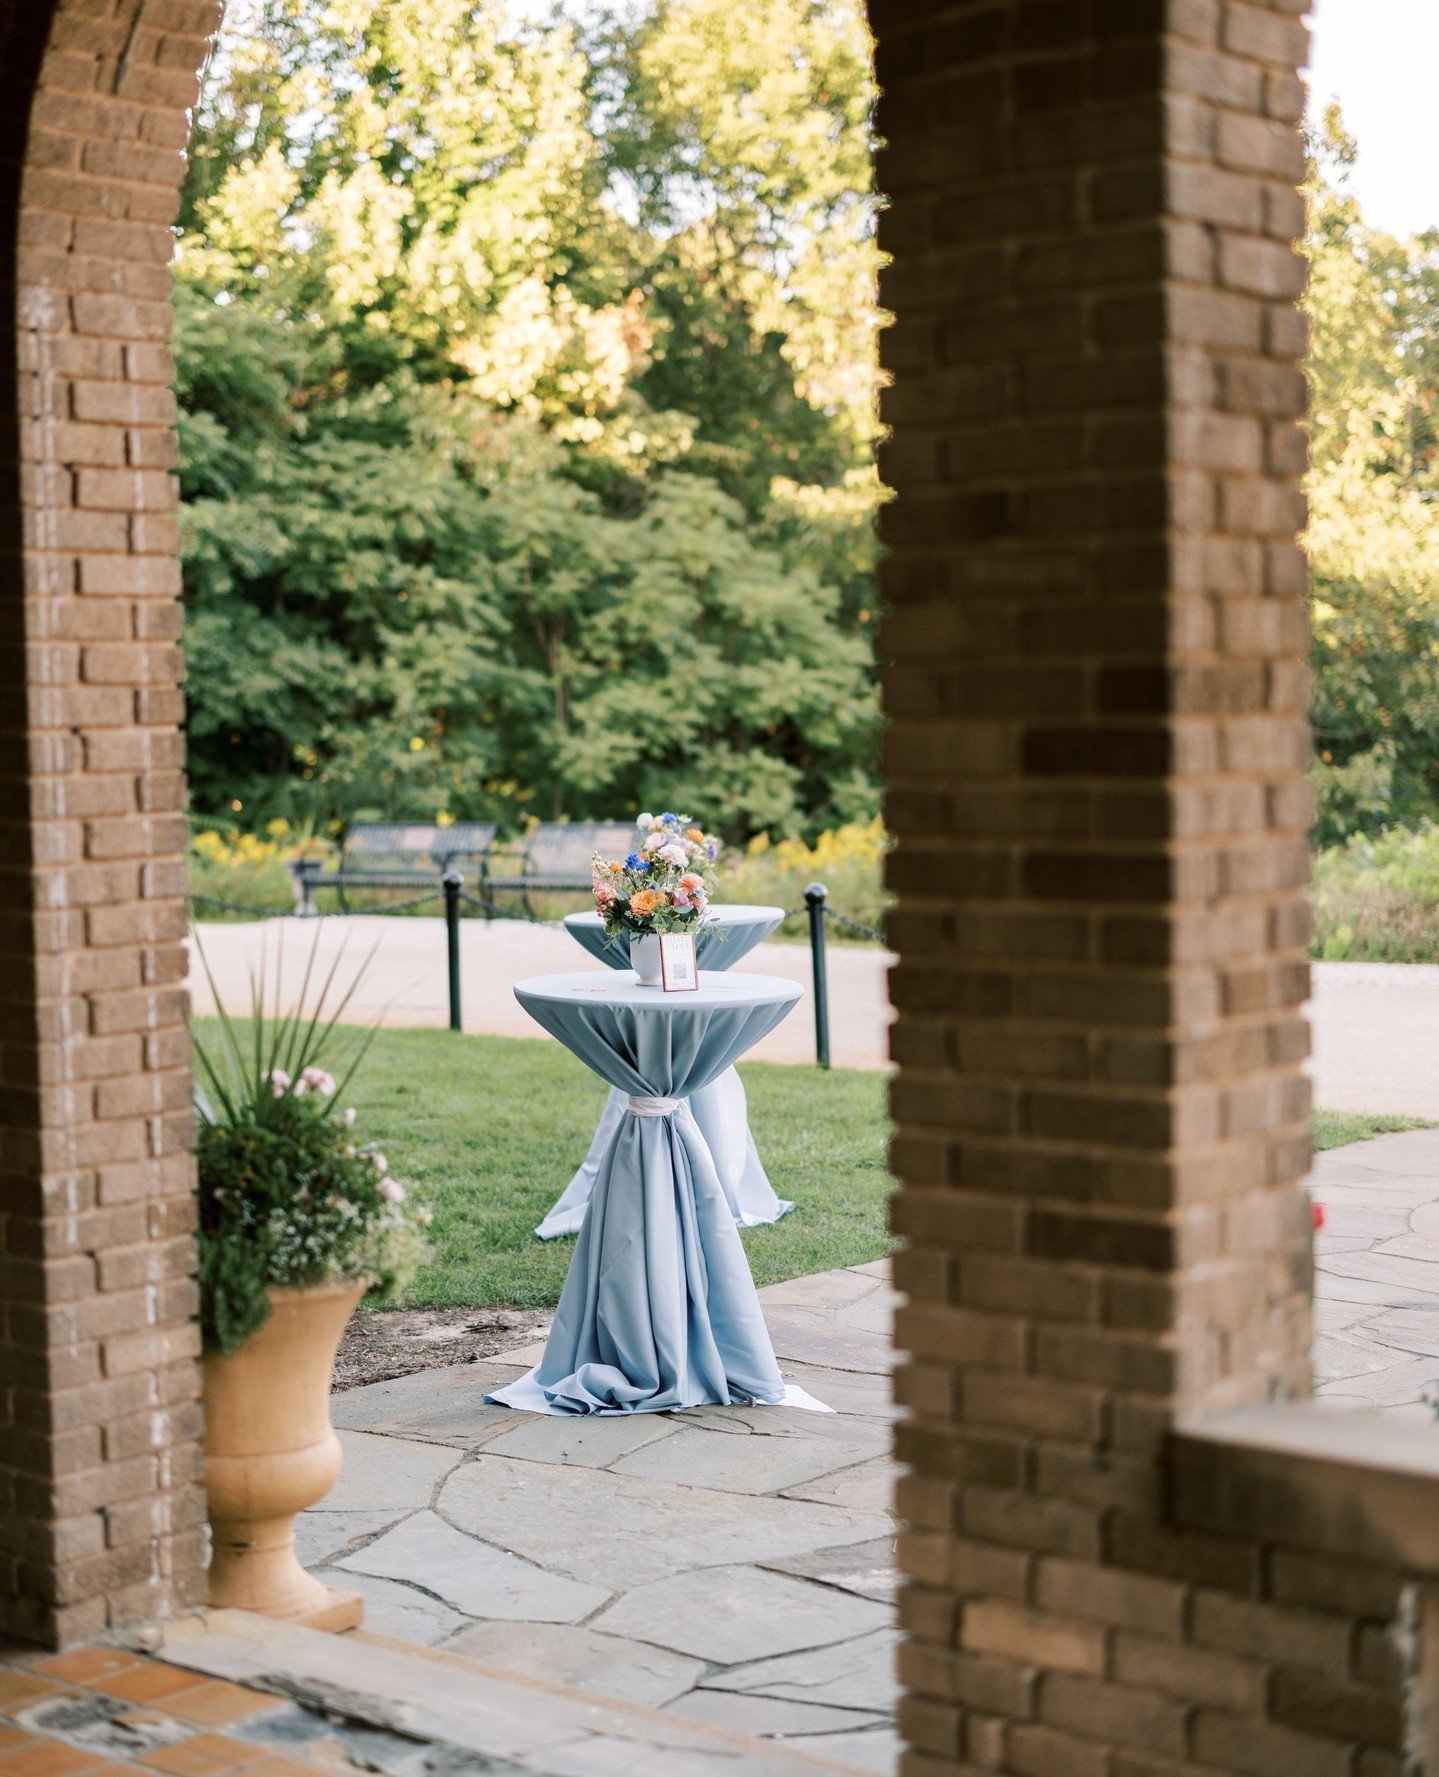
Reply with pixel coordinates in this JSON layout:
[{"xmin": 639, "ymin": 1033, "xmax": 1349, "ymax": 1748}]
[
  {"xmin": 193, "ymin": 930, "xmax": 430, "ymax": 1355},
  {"xmin": 590, "ymin": 811, "xmax": 720, "ymax": 939}
]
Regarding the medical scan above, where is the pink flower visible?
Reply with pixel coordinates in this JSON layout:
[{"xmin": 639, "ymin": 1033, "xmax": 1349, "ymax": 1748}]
[
  {"xmin": 673, "ymin": 891, "xmax": 692, "ymax": 910},
  {"xmin": 371, "ymin": 1152, "xmax": 389, "ymax": 1175},
  {"xmin": 380, "ymin": 1177, "xmax": 406, "ymax": 1204},
  {"xmin": 265, "ymin": 1068, "xmax": 291, "ymax": 1098},
  {"xmin": 343, "ymin": 1107, "xmax": 357, "ymax": 1127},
  {"xmin": 679, "ymin": 872, "xmax": 703, "ymax": 894},
  {"xmin": 298, "ymin": 1065, "xmax": 337, "ymax": 1097}
]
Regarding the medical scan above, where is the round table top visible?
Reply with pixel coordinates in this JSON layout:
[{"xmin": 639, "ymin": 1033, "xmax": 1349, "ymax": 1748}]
[
  {"xmin": 562, "ymin": 904, "xmax": 786, "ymax": 937},
  {"xmin": 514, "ymin": 969, "xmax": 801, "ymax": 1013}
]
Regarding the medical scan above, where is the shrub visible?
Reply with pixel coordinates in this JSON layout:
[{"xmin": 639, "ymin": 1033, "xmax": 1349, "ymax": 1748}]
[
  {"xmin": 189, "ymin": 820, "xmax": 330, "ymax": 918},
  {"xmin": 722, "ymin": 818, "xmax": 889, "ymax": 941},
  {"xmin": 193, "ymin": 934, "xmax": 429, "ymax": 1353},
  {"xmin": 1312, "ymin": 824, "xmax": 1439, "ymax": 963}
]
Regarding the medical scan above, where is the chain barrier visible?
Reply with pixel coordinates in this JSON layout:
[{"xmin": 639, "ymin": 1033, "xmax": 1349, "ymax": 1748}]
[
  {"xmin": 459, "ymin": 892, "xmax": 568, "ymax": 927},
  {"xmin": 823, "ymin": 906, "xmax": 884, "ymax": 943},
  {"xmin": 188, "ymin": 892, "xmax": 284, "ymax": 919},
  {"xmin": 190, "ymin": 879, "xmax": 884, "ymax": 1066}
]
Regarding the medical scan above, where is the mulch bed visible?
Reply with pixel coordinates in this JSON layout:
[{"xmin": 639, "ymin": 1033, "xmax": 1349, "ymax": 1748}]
[{"xmin": 333, "ymin": 1304, "xmax": 550, "ymax": 1391}]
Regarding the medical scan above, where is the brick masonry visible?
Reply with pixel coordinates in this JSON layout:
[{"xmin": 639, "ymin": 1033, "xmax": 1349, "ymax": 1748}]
[
  {"xmin": 0, "ymin": 0, "xmax": 219, "ymax": 1647},
  {"xmin": 872, "ymin": 2, "xmax": 1412, "ymax": 1773}
]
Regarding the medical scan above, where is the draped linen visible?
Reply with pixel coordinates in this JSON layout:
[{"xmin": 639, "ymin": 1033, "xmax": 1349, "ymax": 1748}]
[
  {"xmin": 535, "ymin": 906, "xmax": 792, "ymax": 1240},
  {"xmin": 491, "ymin": 972, "xmax": 828, "ymax": 1417}
]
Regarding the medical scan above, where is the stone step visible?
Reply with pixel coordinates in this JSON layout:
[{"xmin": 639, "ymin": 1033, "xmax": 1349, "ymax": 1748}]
[{"xmin": 145, "ymin": 1609, "xmax": 884, "ymax": 1775}]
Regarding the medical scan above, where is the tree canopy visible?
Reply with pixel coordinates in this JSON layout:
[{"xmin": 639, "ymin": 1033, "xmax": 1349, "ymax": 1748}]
[
  {"xmin": 177, "ymin": 0, "xmax": 881, "ymax": 838},
  {"xmin": 1305, "ymin": 107, "xmax": 1439, "ymax": 845}
]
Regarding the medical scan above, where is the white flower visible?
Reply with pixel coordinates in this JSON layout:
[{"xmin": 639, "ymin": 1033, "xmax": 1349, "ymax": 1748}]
[
  {"xmin": 371, "ymin": 1152, "xmax": 389, "ymax": 1174},
  {"xmin": 343, "ymin": 1107, "xmax": 357, "ymax": 1127},
  {"xmin": 637, "ymin": 811, "xmax": 653, "ymax": 827},
  {"xmin": 658, "ymin": 842, "xmax": 687, "ymax": 868},
  {"xmin": 643, "ymin": 831, "xmax": 664, "ymax": 851},
  {"xmin": 380, "ymin": 1177, "xmax": 406, "ymax": 1204}
]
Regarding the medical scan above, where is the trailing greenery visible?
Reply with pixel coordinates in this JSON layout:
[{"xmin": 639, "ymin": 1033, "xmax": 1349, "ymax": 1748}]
[
  {"xmin": 178, "ymin": 0, "xmax": 881, "ymax": 842},
  {"xmin": 194, "ymin": 936, "xmax": 430, "ymax": 1352}
]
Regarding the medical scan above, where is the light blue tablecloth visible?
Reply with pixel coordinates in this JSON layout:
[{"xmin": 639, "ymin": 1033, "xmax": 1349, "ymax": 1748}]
[
  {"xmin": 491, "ymin": 972, "xmax": 828, "ymax": 1417},
  {"xmin": 535, "ymin": 906, "xmax": 792, "ymax": 1240},
  {"xmin": 562, "ymin": 905, "xmax": 783, "ymax": 972}
]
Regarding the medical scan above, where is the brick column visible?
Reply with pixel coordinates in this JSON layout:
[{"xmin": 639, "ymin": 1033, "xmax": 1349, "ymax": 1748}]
[
  {"xmin": 875, "ymin": 3, "xmax": 1334, "ymax": 1772},
  {"xmin": 0, "ymin": 0, "xmax": 215, "ymax": 1646}
]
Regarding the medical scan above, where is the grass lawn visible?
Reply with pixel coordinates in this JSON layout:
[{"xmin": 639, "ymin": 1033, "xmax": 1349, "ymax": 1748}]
[
  {"xmin": 1311, "ymin": 1108, "xmax": 1430, "ymax": 1150},
  {"xmin": 195, "ymin": 1019, "xmax": 892, "ymax": 1310},
  {"xmin": 195, "ymin": 1019, "xmax": 1428, "ymax": 1312}
]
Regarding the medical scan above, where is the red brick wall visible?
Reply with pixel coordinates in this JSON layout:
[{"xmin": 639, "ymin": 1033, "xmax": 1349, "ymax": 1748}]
[
  {"xmin": 0, "ymin": 0, "xmax": 218, "ymax": 1646},
  {"xmin": 871, "ymin": 3, "xmax": 1399, "ymax": 1772}
]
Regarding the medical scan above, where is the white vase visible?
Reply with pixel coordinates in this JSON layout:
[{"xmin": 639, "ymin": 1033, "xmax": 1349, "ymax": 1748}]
[{"xmin": 631, "ymin": 932, "xmax": 662, "ymax": 986}]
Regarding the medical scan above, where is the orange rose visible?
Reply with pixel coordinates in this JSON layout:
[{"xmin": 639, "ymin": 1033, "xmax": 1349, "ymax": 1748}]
[
  {"xmin": 629, "ymin": 889, "xmax": 661, "ymax": 916},
  {"xmin": 686, "ymin": 828, "xmax": 704, "ymax": 842}
]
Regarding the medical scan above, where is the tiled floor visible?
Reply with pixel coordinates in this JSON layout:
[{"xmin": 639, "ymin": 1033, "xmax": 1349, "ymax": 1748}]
[
  {"xmin": 0, "ymin": 1645, "xmax": 347, "ymax": 1777},
  {"xmin": 301, "ymin": 1261, "xmax": 901, "ymax": 1774}
]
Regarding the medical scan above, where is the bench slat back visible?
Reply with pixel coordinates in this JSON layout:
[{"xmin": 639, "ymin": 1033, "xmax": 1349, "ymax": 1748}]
[
  {"xmin": 342, "ymin": 822, "xmax": 497, "ymax": 872},
  {"xmin": 524, "ymin": 822, "xmax": 636, "ymax": 879}
]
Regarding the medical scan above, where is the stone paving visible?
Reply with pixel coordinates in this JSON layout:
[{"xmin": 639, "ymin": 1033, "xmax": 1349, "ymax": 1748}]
[
  {"xmin": 303, "ymin": 1261, "xmax": 901, "ymax": 1775},
  {"xmin": 282, "ymin": 1124, "xmax": 1439, "ymax": 1776},
  {"xmin": 1312, "ymin": 1124, "xmax": 1439, "ymax": 1414}
]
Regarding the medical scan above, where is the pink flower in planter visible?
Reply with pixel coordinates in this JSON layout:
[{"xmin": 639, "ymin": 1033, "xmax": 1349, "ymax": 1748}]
[
  {"xmin": 265, "ymin": 1068, "xmax": 291, "ymax": 1097},
  {"xmin": 297, "ymin": 1066, "xmax": 337, "ymax": 1097},
  {"xmin": 380, "ymin": 1177, "xmax": 406, "ymax": 1204}
]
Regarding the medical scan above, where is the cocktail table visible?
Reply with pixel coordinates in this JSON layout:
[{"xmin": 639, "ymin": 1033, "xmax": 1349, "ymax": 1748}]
[{"xmin": 491, "ymin": 971, "xmax": 828, "ymax": 1416}]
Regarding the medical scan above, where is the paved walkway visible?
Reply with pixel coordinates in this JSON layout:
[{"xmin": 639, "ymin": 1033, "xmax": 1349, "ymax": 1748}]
[
  {"xmin": 304, "ymin": 1262, "xmax": 901, "ymax": 1775},
  {"xmin": 1311, "ymin": 1124, "xmax": 1439, "ymax": 1414},
  {"xmin": 1310, "ymin": 962, "xmax": 1439, "ymax": 1119},
  {"xmin": 189, "ymin": 917, "xmax": 895, "ymax": 1071},
  {"xmin": 193, "ymin": 922, "xmax": 1439, "ymax": 1109}
]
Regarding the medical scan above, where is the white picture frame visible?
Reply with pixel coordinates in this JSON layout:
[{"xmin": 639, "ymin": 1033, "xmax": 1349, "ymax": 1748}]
[{"xmin": 660, "ymin": 931, "xmax": 699, "ymax": 992}]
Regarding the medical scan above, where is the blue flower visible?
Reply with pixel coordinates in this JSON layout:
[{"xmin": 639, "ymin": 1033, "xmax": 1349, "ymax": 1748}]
[
  {"xmin": 624, "ymin": 852, "xmax": 648, "ymax": 871},
  {"xmin": 706, "ymin": 843, "xmax": 718, "ymax": 858},
  {"xmin": 660, "ymin": 811, "xmax": 679, "ymax": 825}
]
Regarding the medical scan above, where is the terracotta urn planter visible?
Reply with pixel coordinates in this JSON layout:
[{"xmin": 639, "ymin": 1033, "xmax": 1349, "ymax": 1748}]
[{"xmin": 202, "ymin": 1277, "xmax": 365, "ymax": 1630}]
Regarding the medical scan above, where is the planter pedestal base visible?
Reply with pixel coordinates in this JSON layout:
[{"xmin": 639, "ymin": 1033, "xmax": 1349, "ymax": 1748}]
[
  {"xmin": 204, "ymin": 1280, "xmax": 367, "ymax": 1631},
  {"xmin": 293, "ymin": 1584, "xmax": 364, "ymax": 1632}
]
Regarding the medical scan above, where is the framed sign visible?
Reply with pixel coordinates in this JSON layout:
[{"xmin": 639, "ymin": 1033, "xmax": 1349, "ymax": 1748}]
[{"xmin": 660, "ymin": 931, "xmax": 699, "ymax": 992}]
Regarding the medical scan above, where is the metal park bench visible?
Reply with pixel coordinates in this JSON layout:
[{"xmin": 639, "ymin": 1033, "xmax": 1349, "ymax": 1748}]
[
  {"xmin": 483, "ymin": 821, "xmax": 637, "ymax": 915},
  {"xmin": 290, "ymin": 821, "xmax": 497, "ymax": 916}
]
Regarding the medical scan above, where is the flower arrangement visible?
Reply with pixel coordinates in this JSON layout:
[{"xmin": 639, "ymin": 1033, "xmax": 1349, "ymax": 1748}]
[
  {"xmin": 192, "ymin": 932, "xmax": 430, "ymax": 1356},
  {"xmin": 591, "ymin": 810, "xmax": 722, "ymax": 939}
]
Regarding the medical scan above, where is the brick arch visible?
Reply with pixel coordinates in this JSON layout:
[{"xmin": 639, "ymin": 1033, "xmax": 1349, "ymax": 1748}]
[
  {"xmin": 1, "ymin": 0, "xmax": 219, "ymax": 1646},
  {"xmin": 4, "ymin": 12, "xmax": 1396, "ymax": 1777}
]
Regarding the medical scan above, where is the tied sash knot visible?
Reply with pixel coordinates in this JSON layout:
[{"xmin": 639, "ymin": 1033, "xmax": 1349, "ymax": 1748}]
[{"xmin": 627, "ymin": 1095, "xmax": 680, "ymax": 1118}]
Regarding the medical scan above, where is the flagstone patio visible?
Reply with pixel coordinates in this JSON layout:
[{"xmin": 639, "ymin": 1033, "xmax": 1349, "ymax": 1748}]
[
  {"xmin": 304, "ymin": 1260, "xmax": 901, "ymax": 1775},
  {"xmin": 1310, "ymin": 1124, "xmax": 1439, "ymax": 1412},
  {"xmin": 284, "ymin": 1125, "xmax": 1439, "ymax": 1776}
]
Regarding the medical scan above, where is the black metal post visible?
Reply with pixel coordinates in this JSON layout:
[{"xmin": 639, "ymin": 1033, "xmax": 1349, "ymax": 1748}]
[
  {"xmin": 291, "ymin": 855, "xmax": 322, "ymax": 917},
  {"xmin": 443, "ymin": 870, "xmax": 464, "ymax": 1032},
  {"xmin": 804, "ymin": 881, "xmax": 830, "ymax": 1069}
]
